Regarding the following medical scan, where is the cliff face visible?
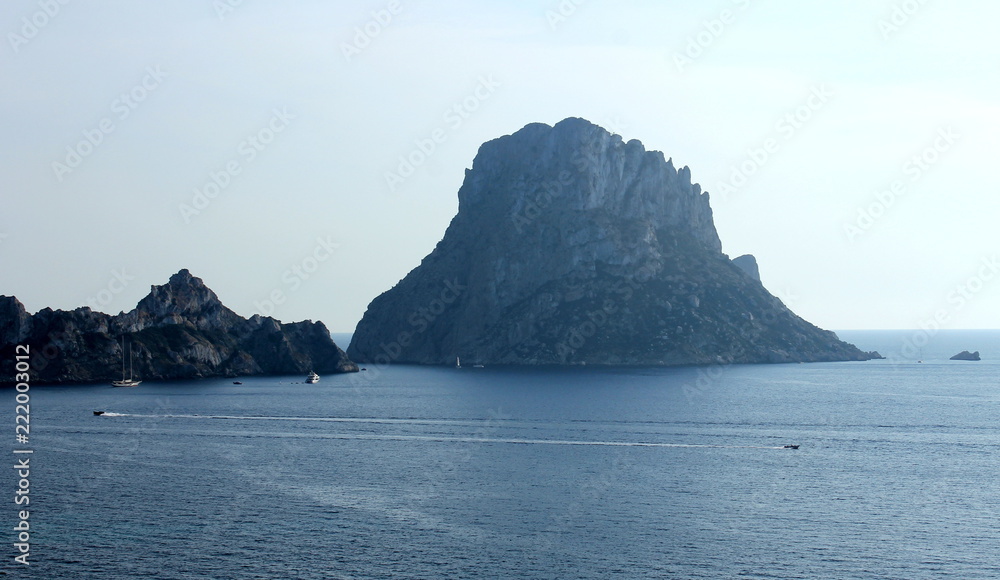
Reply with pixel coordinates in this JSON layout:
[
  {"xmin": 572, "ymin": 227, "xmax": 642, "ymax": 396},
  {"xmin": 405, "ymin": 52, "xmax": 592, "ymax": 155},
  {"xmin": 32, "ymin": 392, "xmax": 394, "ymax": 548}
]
[
  {"xmin": 0, "ymin": 270, "xmax": 357, "ymax": 383},
  {"xmin": 348, "ymin": 117, "xmax": 877, "ymax": 365}
]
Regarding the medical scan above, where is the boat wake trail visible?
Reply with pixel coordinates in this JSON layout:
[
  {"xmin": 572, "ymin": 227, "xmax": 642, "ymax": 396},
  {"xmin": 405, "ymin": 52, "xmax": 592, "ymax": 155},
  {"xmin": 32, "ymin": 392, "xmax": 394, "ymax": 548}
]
[
  {"xmin": 92, "ymin": 413, "xmax": 792, "ymax": 449},
  {"xmin": 338, "ymin": 435, "xmax": 789, "ymax": 449},
  {"xmin": 98, "ymin": 413, "xmax": 509, "ymax": 426}
]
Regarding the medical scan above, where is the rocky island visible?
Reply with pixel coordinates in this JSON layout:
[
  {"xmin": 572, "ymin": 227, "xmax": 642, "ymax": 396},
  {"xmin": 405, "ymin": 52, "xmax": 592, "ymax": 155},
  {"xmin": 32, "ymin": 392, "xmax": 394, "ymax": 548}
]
[
  {"xmin": 950, "ymin": 351, "xmax": 981, "ymax": 361},
  {"xmin": 349, "ymin": 118, "xmax": 880, "ymax": 366},
  {"xmin": 0, "ymin": 269, "xmax": 357, "ymax": 383}
]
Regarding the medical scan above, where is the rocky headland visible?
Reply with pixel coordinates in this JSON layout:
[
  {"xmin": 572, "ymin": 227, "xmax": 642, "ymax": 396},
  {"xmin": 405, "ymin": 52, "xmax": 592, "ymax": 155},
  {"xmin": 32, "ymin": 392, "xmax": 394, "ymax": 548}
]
[
  {"xmin": 348, "ymin": 117, "xmax": 880, "ymax": 366},
  {"xmin": 0, "ymin": 269, "xmax": 357, "ymax": 383}
]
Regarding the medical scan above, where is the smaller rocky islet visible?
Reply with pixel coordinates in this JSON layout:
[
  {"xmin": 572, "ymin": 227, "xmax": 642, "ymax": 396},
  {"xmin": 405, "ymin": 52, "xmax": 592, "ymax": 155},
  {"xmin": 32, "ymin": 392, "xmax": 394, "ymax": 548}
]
[{"xmin": 0, "ymin": 269, "xmax": 357, "ymax": 383}]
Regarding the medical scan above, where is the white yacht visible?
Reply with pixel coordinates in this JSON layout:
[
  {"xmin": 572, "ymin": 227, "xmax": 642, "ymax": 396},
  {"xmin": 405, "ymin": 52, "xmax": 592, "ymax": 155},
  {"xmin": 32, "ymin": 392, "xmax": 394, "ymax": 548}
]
[
  {"xmin": 112, "ymin": 336, "xmax": 141, "ymax": 387},
  {"xmin": 306, "ymin": 371, "xmax": 320, "ymax": 384}
]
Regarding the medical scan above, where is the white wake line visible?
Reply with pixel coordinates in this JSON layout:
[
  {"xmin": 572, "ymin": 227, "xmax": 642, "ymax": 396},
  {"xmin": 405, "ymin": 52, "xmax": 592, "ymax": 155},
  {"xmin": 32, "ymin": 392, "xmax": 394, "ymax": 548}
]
[
  {"xmin": 348, "ymin": 435, "xmax": 788, "ymax": 449},
  {"xmin": 94, "ymin": 414, "xmax": 790, "ymax": 449},
  {"xmin": 100, "ymin": 413, "xmax": 501, "ymax": 426}
]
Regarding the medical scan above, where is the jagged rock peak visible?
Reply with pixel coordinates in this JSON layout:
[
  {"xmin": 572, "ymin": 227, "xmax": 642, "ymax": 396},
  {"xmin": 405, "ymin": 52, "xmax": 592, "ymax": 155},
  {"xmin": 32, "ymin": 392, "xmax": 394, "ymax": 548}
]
[
  {"xmin": 135, "ymin": 269, "xmax": 226, "ymax": 319},
  {"xmin": 0, "ymin": 271, "xmax": 358, "ymax": 383},
  {"xmin": 457, "ymin": 117, "xmax": 722, "ymax": 253},
  {"xmin": 170, "ymin": 268, "xmax": 197, "ymax": 285}
]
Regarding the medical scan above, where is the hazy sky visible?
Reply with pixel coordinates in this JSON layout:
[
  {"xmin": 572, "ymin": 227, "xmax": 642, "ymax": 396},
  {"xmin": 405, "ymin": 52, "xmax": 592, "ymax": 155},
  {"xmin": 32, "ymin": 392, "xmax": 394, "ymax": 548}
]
[{"xmin": 2, "ymin": 1, "xmax": 998, "ymax": 332}]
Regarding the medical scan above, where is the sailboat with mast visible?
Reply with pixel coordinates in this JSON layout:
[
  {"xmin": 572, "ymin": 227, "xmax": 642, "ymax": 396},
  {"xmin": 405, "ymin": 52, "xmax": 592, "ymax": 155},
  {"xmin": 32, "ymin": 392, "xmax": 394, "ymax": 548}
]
[{"xmin": 112, "ymin": 336, "xmax": 141, "ymax": 387}]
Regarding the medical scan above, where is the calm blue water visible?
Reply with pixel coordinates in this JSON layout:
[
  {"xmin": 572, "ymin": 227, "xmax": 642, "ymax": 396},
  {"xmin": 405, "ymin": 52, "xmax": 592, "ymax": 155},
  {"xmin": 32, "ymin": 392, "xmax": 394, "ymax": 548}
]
[{"xmin": 5, "ymin": 331, "xmax": 1000, "ymax": 579}]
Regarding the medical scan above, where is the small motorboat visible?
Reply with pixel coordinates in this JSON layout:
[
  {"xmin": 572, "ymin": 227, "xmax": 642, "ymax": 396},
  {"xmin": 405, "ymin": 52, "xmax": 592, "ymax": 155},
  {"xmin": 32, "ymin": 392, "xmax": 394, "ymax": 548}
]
[
  {"xmin": 232, "ymin": 381, "xmax": 243, "ymax": 385},
  {"xmin": 783, "ymin": 444, "xmax": 800, "ymax": 450},
  {"xmin": 93, "ymin": 411, "xmax": 105, "ymax": 416}
]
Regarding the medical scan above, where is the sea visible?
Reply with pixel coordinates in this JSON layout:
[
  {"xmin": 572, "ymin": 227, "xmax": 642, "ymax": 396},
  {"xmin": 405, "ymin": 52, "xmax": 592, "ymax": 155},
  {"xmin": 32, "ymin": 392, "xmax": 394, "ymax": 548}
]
[{"xmin": 5, "ymin": 330, "xmax": 999, "ymax": 579}]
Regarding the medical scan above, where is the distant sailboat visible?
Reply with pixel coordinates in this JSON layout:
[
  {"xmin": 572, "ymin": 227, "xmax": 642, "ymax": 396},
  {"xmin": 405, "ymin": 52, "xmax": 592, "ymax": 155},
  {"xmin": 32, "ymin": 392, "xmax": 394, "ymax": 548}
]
[
  {"xmin": 455, "ymin": 356, "xmax": 461, "ymax": 369},
  {"xmin": 112, "ymin": 336, "xmax": 141, "ymax": 387}
]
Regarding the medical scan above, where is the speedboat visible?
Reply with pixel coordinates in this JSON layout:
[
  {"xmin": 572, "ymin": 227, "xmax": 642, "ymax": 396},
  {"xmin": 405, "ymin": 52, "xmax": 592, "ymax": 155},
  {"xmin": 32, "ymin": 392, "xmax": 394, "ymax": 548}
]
[
  {"xmin": 93, "ymin": 411, "xmax": 105, "ymax": 416},
  {"xmin": 783, "ymin": 444, "xmax": 800, "ymax": 449}
]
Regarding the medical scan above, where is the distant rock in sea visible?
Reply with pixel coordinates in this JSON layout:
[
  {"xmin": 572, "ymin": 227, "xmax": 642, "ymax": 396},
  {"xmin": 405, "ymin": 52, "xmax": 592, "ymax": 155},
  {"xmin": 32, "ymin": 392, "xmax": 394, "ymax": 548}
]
[
  {"xmin": 0, "ymin": 269, "xmax": 358, "ymax": 384},
  {"xmin": 348, "ymin": 117, "xmax": 880, "ymax": 366},
  {"xmin": 950, "ymin": 350, "xmax": 981, "ymax": 361}
]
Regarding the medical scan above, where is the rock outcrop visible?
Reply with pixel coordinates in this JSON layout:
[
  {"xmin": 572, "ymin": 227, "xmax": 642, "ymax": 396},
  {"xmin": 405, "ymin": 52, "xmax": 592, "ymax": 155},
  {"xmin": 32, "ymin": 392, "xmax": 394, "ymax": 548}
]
[
  {"xmin": 0, "ymin": 270, "xmax": 357, "ymax": 383},
  {"xmin": 732, "ymin": 255, "xmax": 761, "ymax": 282},
  {"xmin": 348, "ymin": 118, "xmax": 879, "ymax": 366},
  {"xmin": 950, "ymin": 350, "xmax": 981, "ymax": 361}
]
